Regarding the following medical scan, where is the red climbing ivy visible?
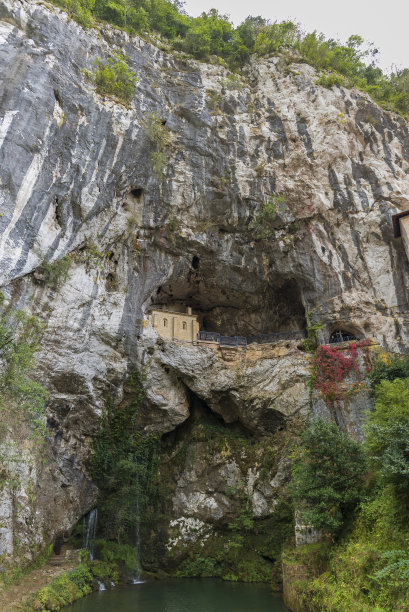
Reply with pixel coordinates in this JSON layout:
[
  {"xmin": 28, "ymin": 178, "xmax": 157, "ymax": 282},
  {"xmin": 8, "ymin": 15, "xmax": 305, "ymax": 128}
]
[{"xmin": 312, "ymin": 340, "xmax": 371, "ymax": 405}]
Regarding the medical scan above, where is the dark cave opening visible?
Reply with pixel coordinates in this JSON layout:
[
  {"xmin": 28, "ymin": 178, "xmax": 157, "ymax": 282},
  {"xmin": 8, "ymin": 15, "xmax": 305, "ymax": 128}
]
[
  {"xmin": 329, "ymin": 329, "xmax": 358, "ymax": 343},
  {"xmin": 161, "ymin": 388, "xmax": 254, "ymax": 451},
  {"xmin": 150, "ymin": 275, "xmax": 306, "ymax": 338},
  {"xmin": 131, "ymin": 187, "xmax": 144, "ymax": 199}
]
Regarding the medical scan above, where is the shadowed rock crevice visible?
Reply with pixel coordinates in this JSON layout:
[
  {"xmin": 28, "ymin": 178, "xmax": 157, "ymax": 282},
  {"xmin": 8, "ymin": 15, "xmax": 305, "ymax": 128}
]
[{"xmin": 162, "ymin": 387, "xmax": 254, "ymax": 450}]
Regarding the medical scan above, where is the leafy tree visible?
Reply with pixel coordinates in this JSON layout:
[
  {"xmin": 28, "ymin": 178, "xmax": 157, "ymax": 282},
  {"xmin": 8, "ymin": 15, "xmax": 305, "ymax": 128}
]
[
  {"xmin": 368, "ymin": 355, "xmax": 409, "ymax": 388},
  {"xmin": 291, "ymin": 419, "xmax": 366, "ymax": 538},
  {"xmin": 51, "ymin": 0, "xmax": 409, "ymax": 117},
  {"xmin": 254, "ymin": 21, "xmax": 300, "ymax": 56},
  {"xmin": 54, "ymin": 0, "xmax": 95, "ymax": 28},
  {"xmin": 365, "ymin": 378, "xmax": 409, "ymax": 500},
  {"xmin": 234, "ymin": 16, "xmax": 266, "ymax": 52},
  {"xmin": 148, "ymin": 0, "xmax": 189, "ymax": 38},
  {"xmin": 179, "ymin": 9, "xmax": 233, "ymax": 60}
]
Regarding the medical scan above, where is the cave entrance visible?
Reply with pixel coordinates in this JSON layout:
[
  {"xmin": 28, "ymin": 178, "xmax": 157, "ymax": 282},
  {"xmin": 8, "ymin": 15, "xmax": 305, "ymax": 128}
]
[
  {"xmin": 150, "ymin": 276, "xmax": 306, "ymax": 338},
  {"xmin": 161, "ymin": 388, "xmax": 254, "ymax": 451},
  {"xmin": 329, "ymin": 329, "xmax": 358, "ymax": 344}
]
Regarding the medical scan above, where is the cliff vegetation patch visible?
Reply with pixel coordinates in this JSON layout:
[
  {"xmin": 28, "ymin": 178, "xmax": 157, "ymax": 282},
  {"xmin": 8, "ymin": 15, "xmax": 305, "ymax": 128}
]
[
  {"xmin": 53, "ymin": 0, "xmax": 409, "ymax": 117},
  {"xmin": 253, "ymin": 195, "xmax": 286, "ymax": 241},
  {"xmin": 90, "ymin": 371, "xmax": 159, "ymax": 562},
  {"xmin": 287, "ymin": 357, "xmax": 409, "ymax": 611},
  {"xmin": 145, "ymin": 113, "xmax": 173, "ymax": 178},
  {"xmin": 0, "ymin": 293, "xmax": 48, "ymax": 439},
  {"xmin": 84, "ymin": 54, "xmax": 138, "ymax": 105}
]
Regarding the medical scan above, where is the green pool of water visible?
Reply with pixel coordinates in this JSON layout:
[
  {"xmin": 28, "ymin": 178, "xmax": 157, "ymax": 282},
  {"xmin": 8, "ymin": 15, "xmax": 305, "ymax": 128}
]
[{"xmin": 66, "ymin": 578, "xmax": 288, "ymax": 611}]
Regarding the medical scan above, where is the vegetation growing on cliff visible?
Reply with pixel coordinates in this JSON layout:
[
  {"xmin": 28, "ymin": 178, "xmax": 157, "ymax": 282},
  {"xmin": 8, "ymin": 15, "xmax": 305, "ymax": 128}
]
[
  {"xmin": 148, "ymin": 409, "xmax": 294, "ymax": 587},
  {"xmin": 145, "ymin": 113, "xmax": 173, "ymax": 178},
  {"xmin": 84, "ymin": 54, "xmax": 138, "ymax": 104},
  {"xmin": 53, "ymin": 0, "xmax": 409, "ymax": 117},
  {"xmin": 0, "ymin": 294, "xmax": 48, "ymax": 437},
  {"xmin": 36, "ymin": 255, "xmax": 72, "ymax": 289},
  {"xmin": 310, "ymin": 340, "xmax": 371, "ymax": 407},
  {"xmin": 90, "ymin": 371, "xmax": 159, "ymax": 555},
  {"xmin": 291, "ymin": 419, "xmax": 365, "ymax": 538},
  {"xmin": 291, "ymin": 357, "xmax": 409, "ymax": 611},
  {"xmin": 253, "ymin": 195, "xmax": 286, "ymax": 241}
]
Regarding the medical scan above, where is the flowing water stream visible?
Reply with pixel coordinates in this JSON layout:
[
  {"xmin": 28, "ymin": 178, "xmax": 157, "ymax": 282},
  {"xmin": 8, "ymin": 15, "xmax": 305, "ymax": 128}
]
[
  {"xmin": 132, "ymin": 456, "xmax": 143, "ymax": 584},
  {"xmin": 83, "ymin": 508, "xmax": 98, "ymax": 561},
  {"xmin": 65, "ymin": 578, "xmax": 287, "ymax": 611}
]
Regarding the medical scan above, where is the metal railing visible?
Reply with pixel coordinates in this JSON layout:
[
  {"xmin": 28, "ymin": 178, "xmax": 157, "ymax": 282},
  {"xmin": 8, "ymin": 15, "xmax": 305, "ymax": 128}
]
[
  {"xmin": 220, "ymin": 336, "xmax": 247, "ymax": 347},
  {"xmin": 198, "ymin": 331, "xmax": 221, "ymax": 343},
  {"xmin": 197, "ymin": 330, "xmax": 304, "ymax": 346},
  {"xmin": 247, "ymin": 331, "xmax": 305, "ymax": 344}
]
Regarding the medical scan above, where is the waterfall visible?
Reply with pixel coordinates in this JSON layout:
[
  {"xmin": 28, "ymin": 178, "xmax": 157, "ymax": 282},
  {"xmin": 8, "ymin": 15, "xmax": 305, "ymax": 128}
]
[
  {"xmin": 132, "ymin": 457, "xmax": 144, "ymax": 584},
  {"xmin": 84, "ymin": 508, "xmax": 98, "ymax": 561}
]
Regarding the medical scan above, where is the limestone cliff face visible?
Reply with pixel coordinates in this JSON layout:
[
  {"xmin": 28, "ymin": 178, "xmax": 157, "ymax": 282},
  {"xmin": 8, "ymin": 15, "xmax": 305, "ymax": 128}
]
[{"xmin": 0, "ymin": 0, "xmax": 409, "ymax": 568}]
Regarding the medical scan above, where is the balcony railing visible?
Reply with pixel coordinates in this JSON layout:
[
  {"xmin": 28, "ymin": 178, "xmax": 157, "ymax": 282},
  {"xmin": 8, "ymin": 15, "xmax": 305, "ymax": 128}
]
[
  {"xmin": 197, "ymin": 331, "xmax": 221, "ymax": 343},
  {"xmin": 220, "ymin": 336, "xmax": 247, "ymax": 347},
  {"xmin": 247, "ymin": 331, "xmax": 305, "ymax": 344},
  {"xmin": 197, "ymin": 330, "xmax": 304, "ymax": 346}
]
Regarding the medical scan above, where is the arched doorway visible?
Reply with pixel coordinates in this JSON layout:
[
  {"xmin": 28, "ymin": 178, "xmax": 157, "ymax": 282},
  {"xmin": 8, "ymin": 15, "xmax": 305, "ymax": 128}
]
[{"xmin": 329, "ymin": 329, "xmax": 358, "ymax": 344}]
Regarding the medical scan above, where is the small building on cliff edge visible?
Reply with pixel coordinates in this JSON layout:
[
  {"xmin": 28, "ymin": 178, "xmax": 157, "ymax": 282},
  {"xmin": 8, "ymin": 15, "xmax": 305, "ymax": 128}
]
[{"xmin": 147, "ymin": 307, "xmax": 200, "ymax": 343}]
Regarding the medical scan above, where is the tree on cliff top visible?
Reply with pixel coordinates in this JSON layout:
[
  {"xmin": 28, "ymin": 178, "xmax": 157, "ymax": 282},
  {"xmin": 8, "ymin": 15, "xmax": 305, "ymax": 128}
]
[{"xmin": 53, "ymin": 0, "xmax": 409, "ymax": 116}]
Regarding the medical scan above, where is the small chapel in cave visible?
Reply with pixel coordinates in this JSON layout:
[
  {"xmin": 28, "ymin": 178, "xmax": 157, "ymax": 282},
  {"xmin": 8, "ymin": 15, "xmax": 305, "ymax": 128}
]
[{"xmin": 148, "ymin": 307, "xmax": 200, "ymax": 343}]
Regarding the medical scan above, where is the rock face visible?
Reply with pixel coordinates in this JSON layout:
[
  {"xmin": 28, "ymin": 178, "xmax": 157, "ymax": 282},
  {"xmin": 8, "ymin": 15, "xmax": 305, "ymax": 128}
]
[{"xmin": 0, "ymin": 0, "xmax": 409, "ymax": 570}]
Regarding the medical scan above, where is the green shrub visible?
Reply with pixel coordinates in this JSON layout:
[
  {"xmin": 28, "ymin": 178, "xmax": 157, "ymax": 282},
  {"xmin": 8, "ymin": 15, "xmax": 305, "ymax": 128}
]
[
  {"xmin": 253, "ymin": 194, "xmax": 286, "ymax": 241},
  {"xmin": 365, "ymin": 378, "xmax": 409, "ymax": 499},
  {"xmin": 177, "ymin": 556, "xmax": 219, "ymax": 578},
  {"xmin": 53, "ymin": 0, "xmax": 95, "ymax": 28},
  {"xmin": 291, "ymin": 419, "xmax": 366, "ymax": 538},
  {"xmin": 67, "ymin": 564, "xmax": 93, "ymax": 592},
  {"xmin": 37, "ymin": 255, "xmax": 71, "ymax": 289},
  {"xmin": 315, "ymin": 72, "xmax": 345, "ymax": 88},
  {"xmin": 301, "ymin": 322, "xmax": 324, "ymax": 352},
  {"xmin": 176, "ymin": 9, "xmax": 233, "ymax": 61},
  {"xmin": 37, "ymin": 572, "xmax": 83, "ymax": 610},
  {"xmin": 253, "ymin": 21, "xmax": 300, "ymax": 56},
  {"xmin": 302, "ymin": 486, "xmax": 409, "ymax": 611},
  {"xmin": 88, "ymin": 54, "xmax": 137, "ymax": 104},
  {"xmin": 145, "ymin": 113, "xmax": 172, "ymax": 178},
  {"xmin": 368, "ymin": 354, "xmax": 409, "ymax": 388},
  {"xmin": 0, "ymin": 305, "xmax": 48, "ymax": 437}
]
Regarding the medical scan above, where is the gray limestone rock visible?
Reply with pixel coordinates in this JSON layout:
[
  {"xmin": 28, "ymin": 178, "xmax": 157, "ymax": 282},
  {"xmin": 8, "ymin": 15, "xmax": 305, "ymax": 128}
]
[{"xmin": 0, "ymin": 0, "xmax": 408, "ymax": 568}]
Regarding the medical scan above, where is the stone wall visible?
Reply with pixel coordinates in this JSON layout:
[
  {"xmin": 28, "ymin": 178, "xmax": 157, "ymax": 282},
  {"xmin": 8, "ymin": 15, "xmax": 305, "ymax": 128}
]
[{"xmin": 149, "ymin": 309, "xmax": 200, "ymax": 342}]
